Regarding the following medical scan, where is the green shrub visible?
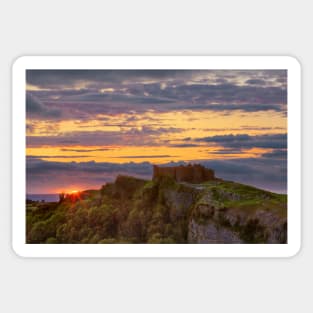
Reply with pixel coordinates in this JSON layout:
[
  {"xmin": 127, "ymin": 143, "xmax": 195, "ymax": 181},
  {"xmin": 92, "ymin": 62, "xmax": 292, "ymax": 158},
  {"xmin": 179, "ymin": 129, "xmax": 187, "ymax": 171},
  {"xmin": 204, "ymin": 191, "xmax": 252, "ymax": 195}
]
[
  {"xmin": 46, "ymin": 237, "xmax": 58, "ymax": 244},
  {"xmin": 29, "ymin": 221, "xmax": 54, "ymax": 243}
]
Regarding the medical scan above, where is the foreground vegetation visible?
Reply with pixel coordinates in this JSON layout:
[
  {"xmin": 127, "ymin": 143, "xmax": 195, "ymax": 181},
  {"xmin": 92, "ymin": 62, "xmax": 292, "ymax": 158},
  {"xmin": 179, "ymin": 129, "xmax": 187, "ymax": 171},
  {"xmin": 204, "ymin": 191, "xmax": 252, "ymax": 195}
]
[{"xmin": 26, "ymin": 175, "xmax": 287, "ymax": 244}]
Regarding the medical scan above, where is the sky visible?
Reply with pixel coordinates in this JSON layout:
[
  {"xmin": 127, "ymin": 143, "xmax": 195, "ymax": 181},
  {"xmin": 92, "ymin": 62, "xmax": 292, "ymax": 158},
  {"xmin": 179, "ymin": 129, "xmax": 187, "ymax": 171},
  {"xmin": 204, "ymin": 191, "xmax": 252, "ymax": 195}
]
[{"xmin": 26, "ymin": 69, "xmax": 287, "ymax": 194}]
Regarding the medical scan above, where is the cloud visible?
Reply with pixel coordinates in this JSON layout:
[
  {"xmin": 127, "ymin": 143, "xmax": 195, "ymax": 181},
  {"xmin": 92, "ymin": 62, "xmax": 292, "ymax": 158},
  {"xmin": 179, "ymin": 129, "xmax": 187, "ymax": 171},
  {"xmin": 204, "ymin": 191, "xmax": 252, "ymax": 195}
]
[
  {"xmin": 203, "ymin": 126, "xmax": 285, "ymax": 132},
  {"xmin": 26, "ymin": 70, "xmax": 288, "ymax": 121},
  {"xmin": 60, "ymin": 148, "xmax": 112, "ymax": 152},
  {"xmin": 170, "ymin": 143, "xmax": 199, "ymax": 148},
  {"xmin": 27, "ymin": 155, "xmax": 94, "ymax": 159},
  {"xmin": 199, "ymin": 158, "xmax": 287, "ymax": 193},
  {"xmin": 208, "ymin": 148, "xmax": 244, "ymax": 155},
  {"xmin": 26, "ymin": 123, "xmax": 35, "ymax": 133},
  {"xmin": 26, "ymin": 158, "xmax": 154, "ymax": 193},
  {"xmin": 27, "ymin": 69, "xmax": 287, "ymax": 89},
  {"xmin": 261, "ymin": 149, "xmax": 287, "ymax": 159},
  {"xmin": 26, "ymin": 156, "xmax": 287, "ymax": 194},
  {"xmin": 27, "ymin": 157, "xmax": 152, "ymax": 175},
  {"xmin": 245, "ymin": 79, "xmax": 266, "ymax": 85},
  {"xmin": 172, "ymin": 83, "xmax": 286, "ymax": 106},
  {"xmin": 26, "ymin": 70, "xmax": 194, "ymax": 88},
  {"xmin": 194, "ymin": 103, "xmax": 283, "ymax": 112},
  {"xmin": 112, "ymin": 155, "xmax": 176, "ymax": 159},
  {"xmin": 26, "ymin": 127, "xmax": 182, "ymax": 147},
  {"xmin": 194, "ymin": 133, "xmax": 287, "ymax": 150},
  {"xmin": 26, "ymin": 93, "xmax": 62, "ymax": 119},
  {"xmin": 66, "ymin": 91, "xmax": 176, "ymax": 105}
]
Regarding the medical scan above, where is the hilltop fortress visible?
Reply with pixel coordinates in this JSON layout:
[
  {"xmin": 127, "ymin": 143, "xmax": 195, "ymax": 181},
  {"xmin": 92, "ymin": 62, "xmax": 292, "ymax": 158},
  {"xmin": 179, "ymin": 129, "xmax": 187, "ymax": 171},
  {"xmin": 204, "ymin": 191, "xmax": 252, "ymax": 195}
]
[{"xmin": 153, "ymin": 164, "xmax": 216, "ymax": 184}]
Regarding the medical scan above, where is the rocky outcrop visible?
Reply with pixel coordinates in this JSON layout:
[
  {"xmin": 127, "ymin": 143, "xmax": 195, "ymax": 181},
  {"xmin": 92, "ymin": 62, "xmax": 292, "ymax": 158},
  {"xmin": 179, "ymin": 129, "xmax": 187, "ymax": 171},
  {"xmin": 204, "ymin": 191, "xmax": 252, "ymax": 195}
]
[
  {"xmin": 188, "ymin": 203, "xmax": 287, "ymax": 244},
  {"xmin": 103, "ymin": 175, "xmax": 147, "ymax": 200},
  {"xmin": 28, "ymin": 172, "xmax": 287, "ymax": 244},
  {"xmin": 105, "ymin": 174, "xmax": 287, "ymax": 244},
  {"xmin": 188, "ymin": 219, "xmax": 243, "ymax": 243},
  {"xmin": 153, "ymin": 164, "xmax": 215, "ymax": 183}
]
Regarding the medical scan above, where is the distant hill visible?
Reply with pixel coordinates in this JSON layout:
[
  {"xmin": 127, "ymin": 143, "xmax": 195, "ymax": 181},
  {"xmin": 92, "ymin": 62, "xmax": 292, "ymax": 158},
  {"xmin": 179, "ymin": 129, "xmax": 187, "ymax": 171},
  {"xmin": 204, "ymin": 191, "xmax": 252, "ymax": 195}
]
[
  {"xmin": 26, "ymin": 174, "xmax": 287, "ymax": 244},
  {"xmin": 27, "ymin": 194, "xmax": 59, "ymax": 202}
]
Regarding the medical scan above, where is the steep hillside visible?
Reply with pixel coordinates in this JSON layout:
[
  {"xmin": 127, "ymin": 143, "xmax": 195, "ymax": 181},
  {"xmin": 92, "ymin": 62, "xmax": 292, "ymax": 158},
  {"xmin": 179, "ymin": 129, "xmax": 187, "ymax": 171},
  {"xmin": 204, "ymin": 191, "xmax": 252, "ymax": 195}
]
[{"xmin": 26, "ymin": 175, "xmax": 287, "ymax": 244}]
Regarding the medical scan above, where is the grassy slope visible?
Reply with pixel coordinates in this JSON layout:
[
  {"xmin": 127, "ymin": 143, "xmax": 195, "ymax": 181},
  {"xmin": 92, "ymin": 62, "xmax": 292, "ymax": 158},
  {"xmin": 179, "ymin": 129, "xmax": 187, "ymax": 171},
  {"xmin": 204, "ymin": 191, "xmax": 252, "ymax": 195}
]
[{"xmin": 202, "ymin": 180, "xmax": 287, "ymax": 218}]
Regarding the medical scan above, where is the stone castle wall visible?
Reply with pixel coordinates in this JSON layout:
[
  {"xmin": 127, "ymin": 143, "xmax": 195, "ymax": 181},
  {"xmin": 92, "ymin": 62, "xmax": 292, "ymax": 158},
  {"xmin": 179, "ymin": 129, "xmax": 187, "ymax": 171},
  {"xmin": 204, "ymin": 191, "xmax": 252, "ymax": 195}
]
[{"xmin": 153, "ymin": 164, "xmax": 215, "ymax": 183}]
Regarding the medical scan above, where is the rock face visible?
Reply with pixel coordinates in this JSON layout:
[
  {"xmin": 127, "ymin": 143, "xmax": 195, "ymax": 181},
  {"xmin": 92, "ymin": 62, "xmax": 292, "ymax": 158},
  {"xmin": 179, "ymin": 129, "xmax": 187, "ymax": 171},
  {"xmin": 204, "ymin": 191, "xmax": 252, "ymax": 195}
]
[
  {"xmin": 188, "ymin": 219, "xmax": 243, "ymax": 243},
  {"xmin": 153, "ymin": 164, "xmax": 215, "ymax": 183},
  {"xmin": 187, "ymin": 188, "xmax": 287, "ymax": 244}
]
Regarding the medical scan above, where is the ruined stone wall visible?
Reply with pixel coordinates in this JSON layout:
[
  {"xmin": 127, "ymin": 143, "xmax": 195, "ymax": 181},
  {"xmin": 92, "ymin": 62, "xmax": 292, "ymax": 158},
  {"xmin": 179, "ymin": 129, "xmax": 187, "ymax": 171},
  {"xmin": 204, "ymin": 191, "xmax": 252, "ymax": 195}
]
[
  {"xmin": 153, "ymin": 165, "xmax": 176, "ymax": 180},
  {"xmin": 153, "ymin": 164, "xmax": 215, "ymax": 183},
  {"xmin": 175, "ymin": 165, "xmax": 195, "ymax": 182}
]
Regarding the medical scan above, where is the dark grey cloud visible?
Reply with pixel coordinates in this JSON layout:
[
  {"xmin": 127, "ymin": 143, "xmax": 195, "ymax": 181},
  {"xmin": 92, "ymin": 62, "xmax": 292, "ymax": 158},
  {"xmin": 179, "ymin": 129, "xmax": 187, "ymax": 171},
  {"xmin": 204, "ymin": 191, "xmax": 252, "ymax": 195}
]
[
  {"xmin": 113, "ymin": 155, "xmax": 176, "ymax": 159},
  {"xmin": 27, "ymin": 156, "xmax": 287, "ymax": 194},
  {"xmin": 194, "ymin": 133, "xmax": 287, "ymax": 150},
  {"xmin": 60, "ymin": 148, "xmax": 112, "ymax": 152},
  {"xmin": 26, "ymin": 123, "xmax": 35, "ymax": 133},
  {"xmin": 245, "ymin": 79, "xmax": 266, "ymax": 85},
  {"xmin": 27, "ymin": 155, "xmax": 94, "ymax": 159},
  {"xmin": 26, "ymin": 93, "xmax": 62, "ymax": 119},
  {"xmin": 26, "ymin": 70, "xmax": 287, "ymax": 120},
  {"xmin": 170, "ymin": 143, "xmax": 199, "ymax": 148},
  {"xmin": 26, "ymin": 157, "xmax": 154, "ymax": 193},
  {"xmin": 26, "ymin": 126, "xmax": 182, "ymax": 147},
  {"xmin": 203, "ymin": 126, "xmax": 285, "ymax": 132},
  {"xmin": 261, "ymin": 149, "xmax": 287, "ymax": 159},
  {"xmin": 27, "ymin": 157, "xmax": 152, "ymax": 176},
  {"xmin": 196, "ymin": 103, "xmax": 283, "ymax": 112},
  {"xmin": 199, "ymin": 158, "xmax": 287, "ymax": 193},
  {"xmin": 66, "ymin": 91, "xmax": 175, "ymax": 105},
  {"xmin": 208, "ymin": 148, "xmax": 244, "ymax": 155},
  {"xmin": 173, "ymin": 84, "xmax": 286, "ymax": 105},
  {"xmin": 28, "ymin": 97, "xmax": 284, "ymax": 121},
  {"xmin": 27, "ymin": 69, "xmax": 287, "ymax": 89},
  {"xmin": 26, "ymin": 70, "xmax": 195, "ymax": 90},
  {"xmin": 240, "ymin": 126, "xmax": 285, "ymax": 131}
]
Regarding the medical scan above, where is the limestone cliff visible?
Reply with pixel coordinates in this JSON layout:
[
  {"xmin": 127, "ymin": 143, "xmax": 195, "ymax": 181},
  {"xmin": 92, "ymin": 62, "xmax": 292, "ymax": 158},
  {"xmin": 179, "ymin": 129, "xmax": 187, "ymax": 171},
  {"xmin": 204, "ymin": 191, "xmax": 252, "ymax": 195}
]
[{"xmin": 101, "ymin": 175, "xmax": 287, "ymax": 244}]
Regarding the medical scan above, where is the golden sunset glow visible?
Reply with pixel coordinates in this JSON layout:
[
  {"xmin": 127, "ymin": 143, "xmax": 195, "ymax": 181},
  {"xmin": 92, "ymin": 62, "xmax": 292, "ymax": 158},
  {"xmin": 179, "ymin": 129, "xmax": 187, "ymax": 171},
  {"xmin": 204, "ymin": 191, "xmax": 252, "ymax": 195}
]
[
  {"xmin": 26, "ymin": 109, "xmax": 286, "ymax": 164},
  {"xmin": 26, "ymin": 69, "xmax": 287, "ymax": 194},
  {"xmin": 26, "ymin": 144, "xmax": 273, "ymax": 164}
]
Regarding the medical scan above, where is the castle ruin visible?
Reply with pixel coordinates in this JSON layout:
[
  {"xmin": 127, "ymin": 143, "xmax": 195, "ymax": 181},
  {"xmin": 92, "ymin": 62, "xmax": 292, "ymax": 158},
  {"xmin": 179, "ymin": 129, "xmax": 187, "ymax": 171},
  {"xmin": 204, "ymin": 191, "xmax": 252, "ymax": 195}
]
[{"xmin": 153, "ymin": 164, "xmax": 216, "ymax": 184}]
